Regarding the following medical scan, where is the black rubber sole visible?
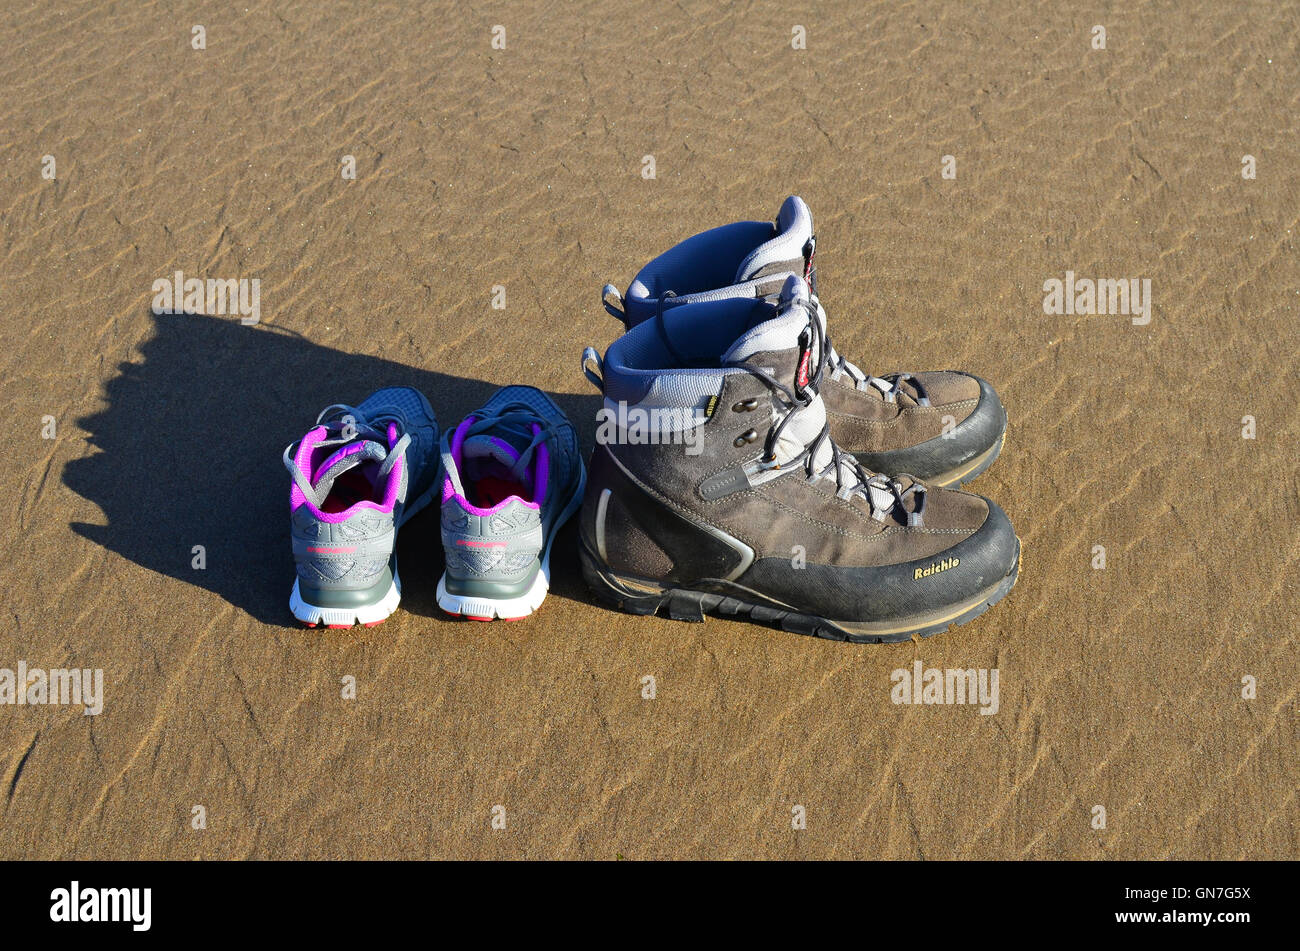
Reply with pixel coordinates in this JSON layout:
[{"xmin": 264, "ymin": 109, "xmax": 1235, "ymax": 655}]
[
  {"xmin": 931, "ymin": 428, "xmax": 1006, "ymax": 488},
  {"xmin": 855, "ymin": 426, "xmax": 1007, "ymax": 490},
  {"xmin": 580, "ymin": 540, "xmax": 1021, "ymax": 644}
]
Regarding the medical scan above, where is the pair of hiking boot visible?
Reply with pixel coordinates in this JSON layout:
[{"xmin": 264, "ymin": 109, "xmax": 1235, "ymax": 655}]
[
  {"xmin": 578, "ymin": 196, "xmax": 1020, "ymax": 643},
  {"xmin": 283, "ymin": 385, "xmax": 584, "ymax": 626}
]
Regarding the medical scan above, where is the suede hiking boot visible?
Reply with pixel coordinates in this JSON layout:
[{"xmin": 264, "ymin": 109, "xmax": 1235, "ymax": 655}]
[
  {"xmin": 600, "ymin": 195, "xmax": 1007, "ymax": 487},
  {"xmin": 578, "ymin": 277, "xmax": 1019, "ymax": 643}
]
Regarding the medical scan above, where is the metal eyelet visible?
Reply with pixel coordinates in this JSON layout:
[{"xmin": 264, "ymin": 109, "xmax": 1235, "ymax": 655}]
[
  {"xmin": 732, "ymin": 398, "xmax": 759, "ymax": 412},
  {"xmin": 734, "ymin": 429, "xmax": 759, "ymax": 448}
]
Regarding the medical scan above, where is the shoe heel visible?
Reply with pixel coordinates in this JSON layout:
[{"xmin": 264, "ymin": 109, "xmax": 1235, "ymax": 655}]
[
  {"xmin": 578, "ymin": 542, "xmax": 684, "ymax": 618},
  {"xmin": 290, "ymin": 573, "xmax": 401, "ymax": 629},
  {"xmin": 436, "ymin": 563, "xmax": 548, "ymax": 621}
]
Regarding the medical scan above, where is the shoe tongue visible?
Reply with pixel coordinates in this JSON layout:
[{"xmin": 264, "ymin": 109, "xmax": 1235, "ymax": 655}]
[
  {"xmin": 311, "ymin": 438, "xmax": 388, "ymax": 496},
  {"xmin": 720, "ymin": 277, "xmax": 834, "ymax": 471},
  {"xmin": 720, "ymin": 275, "xmax": 889, "ymax": 509},
  {"xmin": 461, "ymin": 433, "xmax": 523, "ymax": 467},
  {"xmin": 733, "ymin": 195, "xmax": 815, "ymax": 283}
]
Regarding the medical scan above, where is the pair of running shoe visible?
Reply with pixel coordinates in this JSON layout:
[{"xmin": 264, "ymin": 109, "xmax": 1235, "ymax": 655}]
[{"xmin": 283, "ymin": 385, "xmax": 584, "ymax": 626}]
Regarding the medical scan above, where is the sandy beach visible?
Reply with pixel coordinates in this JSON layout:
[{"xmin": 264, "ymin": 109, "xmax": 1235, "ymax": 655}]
[{"xmin": 0, "ymin": 0, "xmax": 1295, "ymax": 859}]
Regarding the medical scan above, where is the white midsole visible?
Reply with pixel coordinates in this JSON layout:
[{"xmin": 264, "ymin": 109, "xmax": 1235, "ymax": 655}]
[
  {"xmin": 290, "ymin": 572, "xmax": 401, "ymax": 627},
  {"xmin": 436, "ymin": 567, "xmax": 548, "ymax": 620}
]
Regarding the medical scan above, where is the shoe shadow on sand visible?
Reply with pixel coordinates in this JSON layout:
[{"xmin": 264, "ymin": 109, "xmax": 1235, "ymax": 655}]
[{"xmin": 64, "ymin": 311, "xmax": 602, "ymax": 626}]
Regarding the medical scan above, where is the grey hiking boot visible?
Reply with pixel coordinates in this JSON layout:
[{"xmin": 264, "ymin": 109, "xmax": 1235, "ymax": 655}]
[
  {"xmin": 436, "ymin": 385, "xmax": 585, "ymax": 621},
  {"xmin": 578, "ymin": 276, "xmax": 1020, "ymax": 643},
  {"xmin": 283, "ymin": 386, "xmax": 439, "ymax": 628},
  {"xmin": 601, "ymin": 195, "xmax": 1008, "ymax": 487}
]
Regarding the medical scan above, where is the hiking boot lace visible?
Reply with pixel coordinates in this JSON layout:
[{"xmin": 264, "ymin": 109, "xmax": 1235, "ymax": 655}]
[
  {"xmin": 812, "ymin": 296, "xmax": 931, "ymax": 406},
  {"xmin": 724, "ymin": 299, "xmax": 928, "ymax": 525}
]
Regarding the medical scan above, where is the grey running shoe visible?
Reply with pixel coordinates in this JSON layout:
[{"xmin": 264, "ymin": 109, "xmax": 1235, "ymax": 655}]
[
  {"xmin": 579, "ymin": 277, "xmax": 1019, "ymax": 643},
  {"xmin": 601, "ymin": 195, "xmax": 1008, "ymax": 487},
  {"xmin": 283, "ymin": 387, "xmax": 439, "ymax": 628},
  {"xmin": 436, "ymin": 385, "xmax": 584, "ymax": 620}
]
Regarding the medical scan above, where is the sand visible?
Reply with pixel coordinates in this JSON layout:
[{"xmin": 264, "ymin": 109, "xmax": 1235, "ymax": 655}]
[{"xmin": 0, "ymin": 0, "xmax": 1295, "ymax": 860}]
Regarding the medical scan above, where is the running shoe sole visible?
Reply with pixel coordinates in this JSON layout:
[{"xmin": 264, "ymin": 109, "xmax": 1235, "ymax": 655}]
[{"xmin": 291, "ymin": 570, "xmax": 402, "ymax": 629}]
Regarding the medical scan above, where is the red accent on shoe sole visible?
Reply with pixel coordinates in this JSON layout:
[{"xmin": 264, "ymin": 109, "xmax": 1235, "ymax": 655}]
[{"xmin": 326, "ymin": 623, "xmax": 352, "ymax": 629}]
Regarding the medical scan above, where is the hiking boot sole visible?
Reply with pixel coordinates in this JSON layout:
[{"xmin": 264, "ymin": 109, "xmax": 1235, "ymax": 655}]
[
  {"xmin": 927, "ymin": 429, "xmax": 1006, "ymax": 489},
  {"xmin": 580, "ymin": 538, "xmax": 1020, "ymax": 644}
]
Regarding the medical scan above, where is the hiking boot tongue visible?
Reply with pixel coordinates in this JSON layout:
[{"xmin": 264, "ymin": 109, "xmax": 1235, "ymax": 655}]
[
  {"xmin": 722, "ymin": 275, "xmax": 816, "ymax": 377},
  {"xmin": 461, "ymin": 433, "xmax": 523, "ymax": 467},
  {"xmin": 722, "ymin": 277, "xmax": 886, "ymax": 511},
  {"xmin": 721, "ymin": 276, "xmax": 834, "ymax": 471},
  {"xmin": 311, "ymin": 439, "xmax": 388, "ymax": 496},
  {"xmin": 722, "ymin": 274, "xmax": 812, "ymax": 358},
  {"xmin": 733, "ymin": 195, "xmax": 815, "ymax": 283}
]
